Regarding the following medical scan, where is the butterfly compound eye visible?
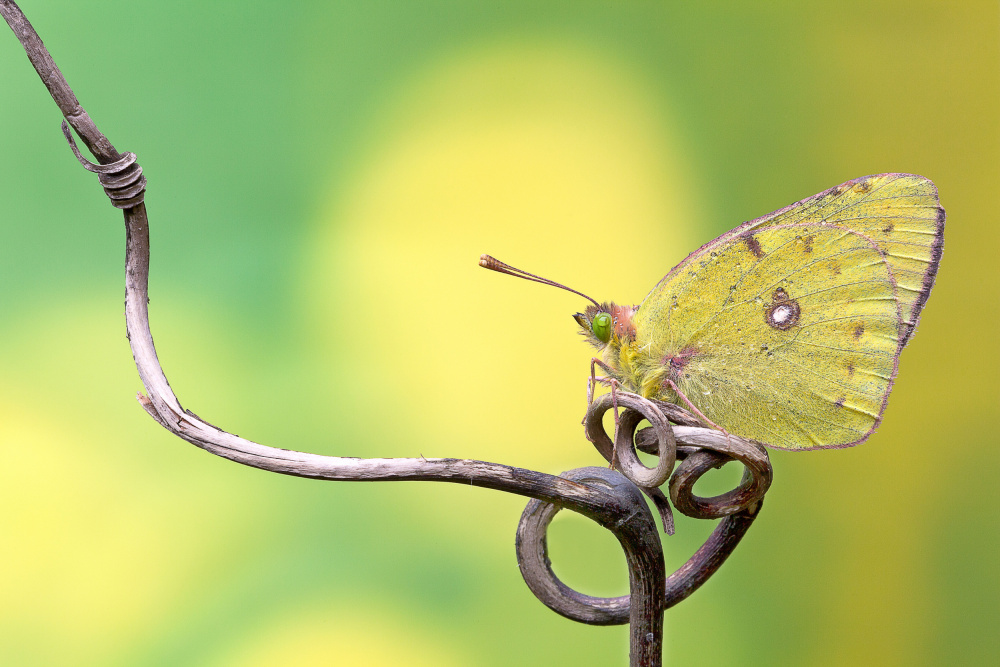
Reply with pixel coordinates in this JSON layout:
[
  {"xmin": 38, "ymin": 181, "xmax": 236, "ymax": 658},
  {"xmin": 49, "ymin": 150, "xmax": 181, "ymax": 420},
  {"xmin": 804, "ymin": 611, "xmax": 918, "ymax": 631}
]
[{"xmin": 592, "ymin": 312, "xmax": 612, "ymax": 343}]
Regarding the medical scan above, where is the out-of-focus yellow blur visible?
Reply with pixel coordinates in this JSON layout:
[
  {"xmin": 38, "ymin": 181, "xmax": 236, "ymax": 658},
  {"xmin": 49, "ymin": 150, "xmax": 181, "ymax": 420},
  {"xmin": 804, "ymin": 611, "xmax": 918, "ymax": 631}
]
[{"xmin": 0, "ymin": 2, "xmax": 996, "ymax": 665}]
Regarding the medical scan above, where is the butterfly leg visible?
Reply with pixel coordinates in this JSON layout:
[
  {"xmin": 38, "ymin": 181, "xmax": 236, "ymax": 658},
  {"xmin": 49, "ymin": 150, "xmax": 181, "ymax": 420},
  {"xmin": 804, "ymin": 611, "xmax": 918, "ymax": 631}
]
[
  {"xmin": 589, "ymin": 357, "xmax": 623, "ymax": 470},
  {"xmin": 588, "ymin": 357, "xmax": 617, "ymax": 406},
  {"xmin": 583, "ymin": 374, "xmax": 615, "ymax": 433},
  {"xmin": 589, "ymin": 375, "xmax": 615, "ymax": 400},
  {"xmin": 663, "ymin": 378, "xmax": 729, "ymax": 438}
]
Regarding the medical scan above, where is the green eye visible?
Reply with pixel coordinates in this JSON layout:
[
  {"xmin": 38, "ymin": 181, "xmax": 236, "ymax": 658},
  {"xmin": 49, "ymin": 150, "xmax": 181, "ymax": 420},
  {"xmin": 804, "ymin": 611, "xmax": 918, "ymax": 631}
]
[{"xmin": 592, "ymin": 312, "xmax": 612, "ymax": 343}]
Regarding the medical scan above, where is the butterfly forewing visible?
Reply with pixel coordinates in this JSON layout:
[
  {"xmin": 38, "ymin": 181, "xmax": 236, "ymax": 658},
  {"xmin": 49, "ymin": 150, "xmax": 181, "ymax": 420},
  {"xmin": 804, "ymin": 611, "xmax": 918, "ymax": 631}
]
[
  {"xmin": 641, "ymin": 174, "xmax": 943, "ymax": 350},
  {"xmin": 739, "ymin": 173, "xmax": 943, "ymax": 345}
]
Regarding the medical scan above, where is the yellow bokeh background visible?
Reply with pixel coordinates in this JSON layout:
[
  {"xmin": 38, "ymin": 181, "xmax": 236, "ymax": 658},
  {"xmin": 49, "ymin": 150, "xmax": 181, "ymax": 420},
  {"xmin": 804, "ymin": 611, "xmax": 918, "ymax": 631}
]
[{"xmin": 0, "ymin": 2, "xmax": 996, "ymax": 665}]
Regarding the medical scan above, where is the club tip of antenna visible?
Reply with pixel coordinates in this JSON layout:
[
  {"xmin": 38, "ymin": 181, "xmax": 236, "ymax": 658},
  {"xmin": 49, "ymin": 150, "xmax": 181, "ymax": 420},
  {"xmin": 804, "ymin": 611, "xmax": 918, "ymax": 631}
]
[{"xmin": 479, "ymin": 254, "xmax": 499, "ymax": 269}]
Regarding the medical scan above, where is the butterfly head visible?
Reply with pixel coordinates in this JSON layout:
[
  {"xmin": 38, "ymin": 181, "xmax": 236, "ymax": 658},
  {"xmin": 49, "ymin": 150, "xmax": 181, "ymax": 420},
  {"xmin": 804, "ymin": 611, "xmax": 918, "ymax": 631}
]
[{"xmin": 574, "ymin": 302, "xmax": 637, "ymax": 349}]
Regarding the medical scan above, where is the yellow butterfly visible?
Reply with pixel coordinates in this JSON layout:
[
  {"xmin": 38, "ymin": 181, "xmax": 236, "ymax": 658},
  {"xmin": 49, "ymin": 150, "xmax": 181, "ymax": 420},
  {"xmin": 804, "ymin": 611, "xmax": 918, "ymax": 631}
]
[{"xmin": 482, "ymin": 173, "xmax": 944, "ymax": 450}]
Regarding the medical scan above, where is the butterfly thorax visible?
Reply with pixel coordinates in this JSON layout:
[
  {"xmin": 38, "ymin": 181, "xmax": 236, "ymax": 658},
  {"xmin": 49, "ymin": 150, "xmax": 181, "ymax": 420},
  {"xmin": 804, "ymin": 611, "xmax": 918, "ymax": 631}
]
[{"xmin": 575, "ymin": 301, "xmax": 703, "ymax": 404}]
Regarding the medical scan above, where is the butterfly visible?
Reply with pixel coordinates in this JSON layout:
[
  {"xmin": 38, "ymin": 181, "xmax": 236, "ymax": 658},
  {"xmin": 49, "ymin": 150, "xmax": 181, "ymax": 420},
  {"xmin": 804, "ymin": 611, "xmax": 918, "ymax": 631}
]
[{"xmin": 481, "ymin": 173, "xmax": 944, "ymax": 450}]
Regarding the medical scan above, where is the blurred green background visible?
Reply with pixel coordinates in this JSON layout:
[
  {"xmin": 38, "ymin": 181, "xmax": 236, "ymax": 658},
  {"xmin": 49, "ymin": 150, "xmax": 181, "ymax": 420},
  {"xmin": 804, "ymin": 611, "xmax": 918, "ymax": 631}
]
[{"xmin": 1, "ymin": 1, "xmax": 997, "ymax": 665}]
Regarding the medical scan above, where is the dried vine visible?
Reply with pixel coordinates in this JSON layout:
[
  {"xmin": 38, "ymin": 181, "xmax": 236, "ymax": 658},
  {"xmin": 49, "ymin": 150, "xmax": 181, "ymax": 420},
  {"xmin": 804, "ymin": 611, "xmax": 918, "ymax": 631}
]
[{"xmin": 0, "ymin": 2, "xmax": 772, "ymax": 665}]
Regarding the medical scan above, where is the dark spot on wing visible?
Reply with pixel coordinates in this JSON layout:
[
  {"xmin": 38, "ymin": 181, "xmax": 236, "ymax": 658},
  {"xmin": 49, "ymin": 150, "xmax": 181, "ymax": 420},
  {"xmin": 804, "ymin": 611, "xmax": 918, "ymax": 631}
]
[
  {"xmin": 663, "ymin": 346, "xmax": 699, "ymax": 380},
  {"xmin": 846, "ymin": 361, "xmax": 855, "ymax": 378},
  {"xmin": 802, "ymin": 235, "xmax": 814, "ymax": 253},
  {"xmin": 882, "ymin": 222, "xmax": 895, "ymax": 233},
  {"xmin": 852, "ymin": 323, "xmax": 864, "ymax": 340},
  {"xmin": 855, "ymin": 179, "xmax": 871, "ymax": 193},
  {"xmin": 743, "ymin": 233, "xmax": 764, "ymax": 258},
  {"xmin": 765, "ymin": 288, "xmax": 801, "ymax": 330},
  {"xmin": 834, "ymin": 397, "xmax": 846, "ymax": 408}
]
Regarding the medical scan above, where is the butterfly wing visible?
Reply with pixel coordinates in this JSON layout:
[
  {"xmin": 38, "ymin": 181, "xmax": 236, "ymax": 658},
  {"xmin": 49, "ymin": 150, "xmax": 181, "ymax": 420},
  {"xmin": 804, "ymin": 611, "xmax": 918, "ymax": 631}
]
[
  {"xmin": 649, "ymin": 174, "xmax": 944, "ymax": 346},
  {"xmin": 631, "ymin": 175, "xmax": 943, "ymax": 450},
  {"xmin": 745, "ymin": 173, "xmax": 943, "ymax": 344}
]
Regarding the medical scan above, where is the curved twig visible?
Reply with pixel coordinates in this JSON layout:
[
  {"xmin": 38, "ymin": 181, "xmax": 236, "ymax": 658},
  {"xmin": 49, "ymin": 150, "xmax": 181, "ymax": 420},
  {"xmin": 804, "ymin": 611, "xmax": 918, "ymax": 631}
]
[
  {"xmin": 567, "ymin": 393, "xmax": 770, "ymax": 613},
  {"xmin": 1, "ymin": 3, "xmax": 774, "ymax": 665},
  {"xmin": 0, "ymin": 0, "xmax": 571, "ymax": 499},
  {"xmin": 1, "ymin": 5, "xmax": 672, "ymax": 663},
  {"xmin": 516, "ymin": 466, "xmax": 665, "ymax": 663},
  {"xmin": 668, "ymin": 432, "xmax": 770, "ymax": 520},
  {"xmin": 587, "ymin": 393, "xmax": 771, "ymax": 517}
]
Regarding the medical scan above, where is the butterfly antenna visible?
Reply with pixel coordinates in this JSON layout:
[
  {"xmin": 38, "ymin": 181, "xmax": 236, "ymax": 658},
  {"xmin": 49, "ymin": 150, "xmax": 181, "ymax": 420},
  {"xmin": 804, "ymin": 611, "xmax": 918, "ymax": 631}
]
[{"xmin": 479, "ymin": 254, "xmax": 600, "ymax": 307}]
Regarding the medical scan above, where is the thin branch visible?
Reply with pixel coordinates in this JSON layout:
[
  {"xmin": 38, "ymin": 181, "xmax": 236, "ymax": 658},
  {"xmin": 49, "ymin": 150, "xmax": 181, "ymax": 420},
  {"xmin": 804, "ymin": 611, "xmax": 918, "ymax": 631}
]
[{"xmin": 0, "ymin": 3, "xmax": 774, "ymax": 665}]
